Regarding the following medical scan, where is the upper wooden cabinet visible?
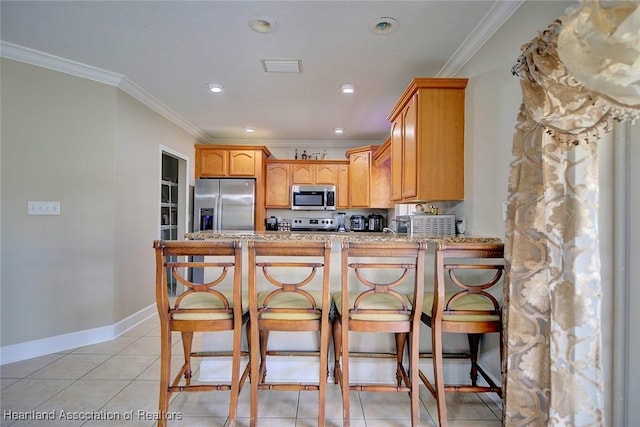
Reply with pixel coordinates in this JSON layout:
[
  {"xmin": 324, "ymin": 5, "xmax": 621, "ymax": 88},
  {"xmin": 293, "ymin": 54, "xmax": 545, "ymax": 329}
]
[
  {"xmin": 388, "ymin": 78, "xmax": 467, "ymax": 202},
  {"xmin": 346, "ymin": 144, "xmax": 392, "ymax": 209},
  {"xmin": 371, "ymin": 139, "xmax": 393, "ymax": 209},
  {"xmin": 347, "ymin": 148, "xmax": 371, "ymax": 208},
  {"xmin": 265, "ymin": 162, "xmax": 292, "ymax": 208},
  {"xmin": 291, "ymin": 162, "xmax": 338, "ymax": 185},
  {"xmin": 195, "ymin": 145, "xmax": 271, "ymax": 178},
  {"xmin": 337, "ymin": 163, "xmax": 349, "ymax": 208},
  {"xmin": 264, "ymin": 160, "xmax": 349, "ymax": 208}
]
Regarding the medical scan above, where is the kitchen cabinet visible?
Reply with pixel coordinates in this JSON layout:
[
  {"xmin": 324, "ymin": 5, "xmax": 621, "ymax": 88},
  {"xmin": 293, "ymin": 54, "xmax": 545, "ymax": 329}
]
[
  {"xmin": 195, "ymin": 144, "xmax": 271, "ymax": 231},
  {"xmin": 347, "ymin": 148, "xmax": 371, "ymax": 208},
  {"xmin": 195, "ymin": 145, "xmax": 271, "ymax": 178},
  {"xmin": 346, "ymin": 145, "xmax": 392, "ymax": 209},
  {"xmin": 371, "ymin": 139, "xmax": 393, "ymax": 208},
  {"xmin": 292, "ymin": 163, "xmax": 314, "ymax": 184},
  {"xmin": 292, "ymin": 163, "xmax": 338, "ymax": 185},
  {"xmin": 264, "ymin": 159, "xmax": 349, "ymax": 208},
  {"xmin": 315, "ymin": 164, "xmax": 339, "ymax": 184},
  {"xmin": 265, "ymin": 162, "xmax": 291, "ymax": 208},
  {"xmin": 388, "ymin": 78, "xmax": 467, "ymax": 202},
  {"xmin": 337, "ymin": 164, "xmax": 349, "ymax": 208}
]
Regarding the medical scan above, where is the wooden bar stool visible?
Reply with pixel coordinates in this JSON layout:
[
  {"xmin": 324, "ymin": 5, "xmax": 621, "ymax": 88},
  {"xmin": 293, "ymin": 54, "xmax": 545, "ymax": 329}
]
[
  {"xmin": 153, "ymin": 240, "xmax": 249, "ymax": 427},
  {"xmin": 418, "ymin": 241, "xmax": 504, "ymax": 426},
  {"xmin": 332, "ymin": 240, "xmax": 426, "ymax": 427},
  {"xmin": 247, "ymin": 239, "xmax": 332, "ymax": 427}
]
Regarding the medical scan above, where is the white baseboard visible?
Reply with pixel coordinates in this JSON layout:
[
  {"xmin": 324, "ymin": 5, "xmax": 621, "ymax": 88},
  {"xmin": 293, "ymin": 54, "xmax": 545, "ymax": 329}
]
[{"xmin": 0, "ymin": 304, "xmax": 156, "ymax": 365}]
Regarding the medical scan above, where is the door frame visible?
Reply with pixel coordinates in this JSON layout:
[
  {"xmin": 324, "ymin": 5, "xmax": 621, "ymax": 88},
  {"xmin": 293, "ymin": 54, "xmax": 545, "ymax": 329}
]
[{"xmin": 159, "ymin": 145, "xmax": 191, "ymax": 239}]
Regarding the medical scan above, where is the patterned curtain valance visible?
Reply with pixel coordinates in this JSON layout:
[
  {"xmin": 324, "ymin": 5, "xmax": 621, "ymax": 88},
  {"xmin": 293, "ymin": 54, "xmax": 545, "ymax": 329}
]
[{"xmin": 511, "ymin": 0, "xmax": 639, "ymax": 146}]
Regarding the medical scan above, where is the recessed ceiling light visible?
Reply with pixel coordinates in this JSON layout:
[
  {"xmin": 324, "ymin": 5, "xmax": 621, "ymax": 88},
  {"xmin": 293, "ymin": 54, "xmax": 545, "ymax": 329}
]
[
  {"xmin": 341, "ymin": 83, "xmax": 355, "ymax": 94},
  {"xmin": 369, "ymin": 17, "xmax": 398, "ymax": 35},
  {"xmin": 207, "ymin": 83, "xmax": 223, "ymax": 93},
  {"xmin": 245, "ymin": 127, "xmax": 255, "ymax": 133},
  {"xmin": 335, "ymin": 128, "xmax": 345, "ymax": 134},
  {"xmin": 249, "ymin": 16, "xmax": 277, "ymax": 33}
]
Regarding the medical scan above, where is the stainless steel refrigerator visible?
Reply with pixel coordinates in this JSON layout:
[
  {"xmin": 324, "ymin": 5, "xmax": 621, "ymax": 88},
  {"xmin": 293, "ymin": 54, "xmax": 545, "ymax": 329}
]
[{"xmin": 193, "ymin": 178, "xmax": 256, "ymax": 232}]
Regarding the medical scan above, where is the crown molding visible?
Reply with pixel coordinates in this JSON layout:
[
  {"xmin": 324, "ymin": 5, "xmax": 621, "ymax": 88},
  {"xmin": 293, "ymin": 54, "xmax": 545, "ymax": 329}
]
[
  {"xmin": 437, "ymin": 0, "xmax": 525, "ymax": 77},
  {"xmin": 1, "ymin": 40, "xmax": 210, "ymax": 142},
  {"xmin": 204, "ymin": 139, "xmax": 376, "ymax": 148},
  {"xmin": 1, "ymin": 41, "xmax": 123, "ymax": 85}
]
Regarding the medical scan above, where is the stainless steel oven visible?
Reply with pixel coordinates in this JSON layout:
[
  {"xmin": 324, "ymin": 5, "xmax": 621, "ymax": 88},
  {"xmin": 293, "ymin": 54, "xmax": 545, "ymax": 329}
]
[{"xmin": 291, "ymin": 185, "xmax": 336, "ymax": 211}]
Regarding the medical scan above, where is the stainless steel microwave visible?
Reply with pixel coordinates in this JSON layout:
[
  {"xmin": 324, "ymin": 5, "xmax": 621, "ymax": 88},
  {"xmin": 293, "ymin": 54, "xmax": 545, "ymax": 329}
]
[{"xmin": 291, "ymin": 184, "xmax": 336, "ymax": 211}]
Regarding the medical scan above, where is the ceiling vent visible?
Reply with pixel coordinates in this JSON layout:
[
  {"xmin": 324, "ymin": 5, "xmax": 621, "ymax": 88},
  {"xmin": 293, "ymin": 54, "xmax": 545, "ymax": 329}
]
[{"xmin": 261, "ymin": 59, "xmax": 302, "ymax": 73}]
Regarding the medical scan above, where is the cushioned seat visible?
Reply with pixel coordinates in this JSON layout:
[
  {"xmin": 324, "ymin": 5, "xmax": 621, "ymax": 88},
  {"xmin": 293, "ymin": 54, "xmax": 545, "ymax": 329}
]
[
  {"xmin": 256, "ymin": 290, "xmax": 324, "ymax": 320},
  {"xmin": 173, "ymin": 292, "xmax": 249, "ymax": 320},
  {"xmin": 333, "ymin": 292, "xmax": 412, "ymax": 321},
  {"xmin": 417, "ymin": 292, "xmax": 500, "ymax": 322}
]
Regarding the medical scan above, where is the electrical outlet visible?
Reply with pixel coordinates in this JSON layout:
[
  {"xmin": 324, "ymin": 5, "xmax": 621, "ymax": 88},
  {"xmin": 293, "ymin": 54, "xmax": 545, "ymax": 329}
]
[
  {"xmin": 502, "ymin": 201, "xmax": 508, "ymax": 221},
  {"xmin": 28, "ymin": 201, "xmax": 61, "ymax": 216}
]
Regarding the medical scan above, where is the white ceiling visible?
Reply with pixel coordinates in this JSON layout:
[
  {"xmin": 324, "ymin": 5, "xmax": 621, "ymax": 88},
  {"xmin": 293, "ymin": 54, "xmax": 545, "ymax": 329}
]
[{"xmin": 1, "ymin": 1, "xmax": 524, "ymax": 143}]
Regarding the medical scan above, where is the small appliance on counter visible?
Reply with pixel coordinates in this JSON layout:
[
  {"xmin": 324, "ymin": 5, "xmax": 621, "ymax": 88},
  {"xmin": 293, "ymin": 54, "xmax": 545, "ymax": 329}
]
[
  {"xmin": 349, "ymin": 215, "xmax": 367, "ymax": 232},
  {"xmin": 335, "ymin": 212, "xmax": 347, "ymax": 232},
  {"xmin": 393, "ymin": 214, "xmax": 456, "ymax": 237},
  {"xmin": 367, "ymin": 213, "xmax": 386, "ymax": 232},
  {"xmin": 290, "ymin": 217, "xmax": 337, "ymax": 232},
  {"xmin": 265, "ymin": 216, "xmax": 278, "ymax": 231}
]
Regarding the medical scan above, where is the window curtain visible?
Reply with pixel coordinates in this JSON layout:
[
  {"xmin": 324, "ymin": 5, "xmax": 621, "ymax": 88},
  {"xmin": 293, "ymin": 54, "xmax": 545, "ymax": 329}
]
[{"xmin": 503, "ymin": 1, "xmax": 639, "ymax": 425}]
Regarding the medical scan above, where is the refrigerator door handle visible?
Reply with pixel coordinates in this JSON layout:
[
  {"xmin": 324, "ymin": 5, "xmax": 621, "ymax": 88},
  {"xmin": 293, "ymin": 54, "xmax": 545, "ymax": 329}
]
[{"xmin": 216, "ymin": 191, "xmax": 223, "ymax": 232}]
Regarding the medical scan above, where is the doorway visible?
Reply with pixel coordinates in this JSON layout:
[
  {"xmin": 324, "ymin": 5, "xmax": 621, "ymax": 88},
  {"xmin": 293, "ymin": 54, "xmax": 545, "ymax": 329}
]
[{"xmin": 160, "ymin": 149, "xmax": 189, "ymax": 295}]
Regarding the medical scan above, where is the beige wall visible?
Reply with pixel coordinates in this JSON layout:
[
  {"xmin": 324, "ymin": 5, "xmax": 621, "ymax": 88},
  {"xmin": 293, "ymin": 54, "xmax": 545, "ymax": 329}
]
[
  {"xmin": 1, "ymin": 59, "xmax": 118, "ymax": 344},
  {"xmin": 113, "ymin": 91, "xmax": 195, "ymax": 320},
  {"xmin": 0, "ymin": 58, "xmax": 198, "ymax": 350}
]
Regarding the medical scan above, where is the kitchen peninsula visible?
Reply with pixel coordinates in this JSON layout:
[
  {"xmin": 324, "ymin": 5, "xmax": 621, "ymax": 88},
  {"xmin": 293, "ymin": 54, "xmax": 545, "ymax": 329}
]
[{"xmin": 184, "ymin": 230, "xmax": 503, "ymax": 386}]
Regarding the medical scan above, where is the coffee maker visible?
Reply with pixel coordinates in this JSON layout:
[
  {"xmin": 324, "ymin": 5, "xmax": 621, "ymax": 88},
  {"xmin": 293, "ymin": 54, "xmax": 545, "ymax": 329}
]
[{"xmin": 265, "ymin": 216, "xmax": 278, "ymax": 231}]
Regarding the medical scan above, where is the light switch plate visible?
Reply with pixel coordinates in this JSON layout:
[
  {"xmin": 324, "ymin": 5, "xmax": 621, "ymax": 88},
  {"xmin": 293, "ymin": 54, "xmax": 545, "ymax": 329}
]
[{"xmin": 28, "ymin": 201, "xmax": 61, "ymax": 215}]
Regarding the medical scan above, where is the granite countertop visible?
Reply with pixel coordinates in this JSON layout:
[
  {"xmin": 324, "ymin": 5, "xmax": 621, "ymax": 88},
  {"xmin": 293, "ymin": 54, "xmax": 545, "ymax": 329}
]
[{"xmin": 184, "ymin": 230, "xmax": 502, "ymax": 245}]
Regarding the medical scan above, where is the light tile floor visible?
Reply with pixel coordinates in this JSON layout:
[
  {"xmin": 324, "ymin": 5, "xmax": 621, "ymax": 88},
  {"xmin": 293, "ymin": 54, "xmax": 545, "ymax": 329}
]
[{"xmin": 1, "ymin": 318, "xmax": 502, "ymax": 426}]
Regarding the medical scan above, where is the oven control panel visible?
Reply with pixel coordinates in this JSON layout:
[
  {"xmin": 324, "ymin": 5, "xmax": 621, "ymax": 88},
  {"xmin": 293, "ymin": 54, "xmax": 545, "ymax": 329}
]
[{"xmin": 290, "ymin": 217, "xmax": 337, "ymax": 231}]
